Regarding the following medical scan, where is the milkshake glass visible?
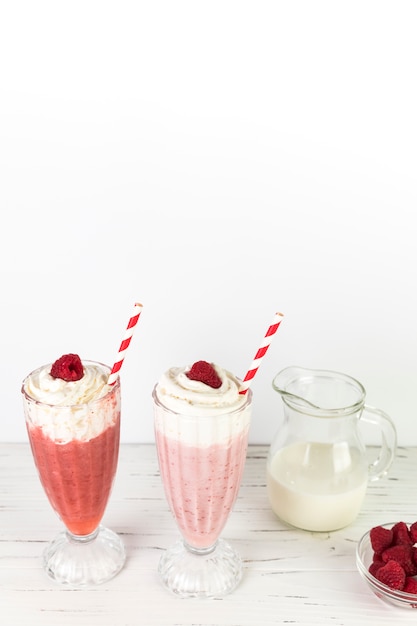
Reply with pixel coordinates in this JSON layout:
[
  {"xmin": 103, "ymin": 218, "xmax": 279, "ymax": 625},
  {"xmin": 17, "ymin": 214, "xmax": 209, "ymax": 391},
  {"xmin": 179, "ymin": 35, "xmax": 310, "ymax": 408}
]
[
  {"xmin": 153, "ymin": 361, "xmax": 252, "ymax": 598},
  {"xmin": 22, "ymin": 358, "xmax": 126, "ymax": 586}
]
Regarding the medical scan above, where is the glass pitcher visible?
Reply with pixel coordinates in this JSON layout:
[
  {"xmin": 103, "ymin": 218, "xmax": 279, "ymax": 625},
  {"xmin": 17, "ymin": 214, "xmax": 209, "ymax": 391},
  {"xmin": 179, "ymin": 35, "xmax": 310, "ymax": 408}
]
[{"xmin": 267, "ymin": 366, "xmax": 397, "ymax": 532}]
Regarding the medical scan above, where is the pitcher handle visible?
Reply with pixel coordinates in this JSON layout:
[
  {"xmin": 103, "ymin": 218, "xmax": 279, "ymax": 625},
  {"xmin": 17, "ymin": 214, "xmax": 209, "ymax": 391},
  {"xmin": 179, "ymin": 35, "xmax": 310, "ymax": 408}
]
[{"xmin": 361, "ymin": 404, "xmax": 397, "ymax": 481}]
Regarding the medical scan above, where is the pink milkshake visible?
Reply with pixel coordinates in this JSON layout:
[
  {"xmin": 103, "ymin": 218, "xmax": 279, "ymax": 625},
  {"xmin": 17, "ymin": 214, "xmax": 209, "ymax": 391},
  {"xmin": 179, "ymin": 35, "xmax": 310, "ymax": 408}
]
[
  {"xmin": 155, "ymin": 412, "xmax": 249, "ymax": 549},
  {"xmin": 153, "ymin": 360, "xmax": 252, "ymax": 598}
]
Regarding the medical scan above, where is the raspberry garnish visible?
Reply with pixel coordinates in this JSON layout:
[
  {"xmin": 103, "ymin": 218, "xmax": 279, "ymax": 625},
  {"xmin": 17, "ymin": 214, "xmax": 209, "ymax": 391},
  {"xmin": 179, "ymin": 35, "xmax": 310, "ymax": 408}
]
[
  {"xmin": 374, "ymin": 560, "xmax": 406, "ymax": 590},
  {"xmin": 186, "ymin": 361, "xmax": 222, "ymax": 389},
  {"xmin": 50, "ymin": 354, "xmax": 84, "ymax": 382}
]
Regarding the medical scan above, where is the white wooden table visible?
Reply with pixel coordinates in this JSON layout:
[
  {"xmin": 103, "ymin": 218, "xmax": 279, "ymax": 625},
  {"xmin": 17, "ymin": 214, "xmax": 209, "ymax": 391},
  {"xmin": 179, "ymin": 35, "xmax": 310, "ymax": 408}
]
[{"xmin": 1, "ymin": 443, "xmax": 417, "ymax": 625}]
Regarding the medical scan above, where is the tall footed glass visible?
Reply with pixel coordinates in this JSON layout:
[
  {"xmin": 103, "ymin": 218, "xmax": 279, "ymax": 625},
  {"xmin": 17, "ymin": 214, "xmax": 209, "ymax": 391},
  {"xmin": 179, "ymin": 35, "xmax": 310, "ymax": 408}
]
[
  {"xmin": 22, "ymin": 360, "xmax": 126, "ymax": 586},
  {"xmin": 153, "ymin": 386, "xmax": 252, "ymax": 598}
]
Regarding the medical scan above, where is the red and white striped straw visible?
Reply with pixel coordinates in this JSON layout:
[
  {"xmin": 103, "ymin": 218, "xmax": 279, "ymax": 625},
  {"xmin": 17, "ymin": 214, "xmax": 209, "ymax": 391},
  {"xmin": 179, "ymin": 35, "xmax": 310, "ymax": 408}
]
[
  {"xmin": 107, "ymin": 302, "xmax": 143, "ymax": 386},
  {"xmin": 239, "ymin": 312, "xmax": 284, "ymax": 395}
]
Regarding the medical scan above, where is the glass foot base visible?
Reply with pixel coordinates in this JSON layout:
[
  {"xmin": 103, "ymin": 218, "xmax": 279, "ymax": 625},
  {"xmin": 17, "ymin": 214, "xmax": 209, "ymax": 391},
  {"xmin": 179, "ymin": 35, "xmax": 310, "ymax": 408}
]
[
  {"xmin": 158, "ymin": 538, "xmax": 243, "ymax": 598},
  {"xmin": 43, "ymin": 525, "xmax": 126, "ymax": 587}
]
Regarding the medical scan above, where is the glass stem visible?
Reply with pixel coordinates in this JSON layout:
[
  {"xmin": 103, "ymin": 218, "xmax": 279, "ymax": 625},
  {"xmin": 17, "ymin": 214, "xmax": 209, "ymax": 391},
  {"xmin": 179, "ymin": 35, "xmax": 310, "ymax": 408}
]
[
  {"xmin": 66, "ymin": 527, "xmax": 100, "ymax": 544},
  {"xmin": 184, "ymin": 540, "xmax": 218, "ymax": 556}
]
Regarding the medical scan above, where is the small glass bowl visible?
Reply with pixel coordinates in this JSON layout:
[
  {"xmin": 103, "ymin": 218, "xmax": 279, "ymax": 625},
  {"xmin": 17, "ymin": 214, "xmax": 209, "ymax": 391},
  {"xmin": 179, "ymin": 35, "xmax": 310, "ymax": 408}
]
[{"xmin": 356, "ymin": 523, "xmax": 417, "ymax": 609}]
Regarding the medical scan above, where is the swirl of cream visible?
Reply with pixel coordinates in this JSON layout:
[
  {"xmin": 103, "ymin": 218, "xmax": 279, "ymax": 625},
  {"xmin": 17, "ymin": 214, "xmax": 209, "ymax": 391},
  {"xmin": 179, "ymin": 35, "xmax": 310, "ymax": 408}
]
[
  {"xmin": 24, "ymin": 361, "xmax": 110, "ymax": 406},
  {"xmin": 155, "ymin": 363, "xmax": 247, "ymax": 415}
]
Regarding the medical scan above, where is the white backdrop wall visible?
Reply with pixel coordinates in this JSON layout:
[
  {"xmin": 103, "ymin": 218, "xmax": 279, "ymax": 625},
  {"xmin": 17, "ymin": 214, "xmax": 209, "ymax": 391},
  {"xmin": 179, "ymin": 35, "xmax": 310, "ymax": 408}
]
[{"xmin": 1, "ymin": 1, "xmax": 416, "ymax": 446}]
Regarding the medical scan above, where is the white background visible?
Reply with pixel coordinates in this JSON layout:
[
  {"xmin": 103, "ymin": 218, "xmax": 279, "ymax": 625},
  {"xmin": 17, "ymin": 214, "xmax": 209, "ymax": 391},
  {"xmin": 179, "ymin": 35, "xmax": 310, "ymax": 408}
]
[{"xmin": 1, "ymin": 1, "xmax": 416, "ymax": 446}]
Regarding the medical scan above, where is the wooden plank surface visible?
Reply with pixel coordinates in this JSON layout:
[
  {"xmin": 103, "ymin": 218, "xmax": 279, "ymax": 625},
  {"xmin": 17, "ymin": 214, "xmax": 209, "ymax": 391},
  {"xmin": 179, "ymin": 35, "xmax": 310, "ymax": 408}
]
[{"xmin": 1, "ymin": 444, "xmax": 416, "ymax": 625}]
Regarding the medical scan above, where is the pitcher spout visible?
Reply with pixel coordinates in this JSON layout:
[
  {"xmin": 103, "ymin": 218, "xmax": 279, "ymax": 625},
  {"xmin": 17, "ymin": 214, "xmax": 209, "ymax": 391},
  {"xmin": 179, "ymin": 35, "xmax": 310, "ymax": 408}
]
[
  {"xmin": 272, "ymin": 366, "xmax": 322, "ymax": 410},
  {"xmin": 272, "ymin": 366, "xmax": 366, "ymax": 415}
]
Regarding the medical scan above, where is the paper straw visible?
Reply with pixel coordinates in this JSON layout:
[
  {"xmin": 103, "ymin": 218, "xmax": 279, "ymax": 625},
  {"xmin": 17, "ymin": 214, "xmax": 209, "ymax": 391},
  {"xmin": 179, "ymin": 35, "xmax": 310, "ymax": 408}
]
[
  {"xmin": 239, "ymin": 312, "xmax": 284, "ymax": 395},
  {"xmin": 107, "ymin": 302, "xmax": 143, "ymax": 386}
]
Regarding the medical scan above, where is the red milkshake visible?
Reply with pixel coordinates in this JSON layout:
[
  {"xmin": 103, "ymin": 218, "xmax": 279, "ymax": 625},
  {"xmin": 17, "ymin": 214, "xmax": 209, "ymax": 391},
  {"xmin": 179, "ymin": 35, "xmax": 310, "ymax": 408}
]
[
  {"xmin": 22, "ymin": 355, "xmax": 125, "ymax": 586},
  {"xmin": 27, "ymin": 418, "xmax": 120, "ymax": 536}
]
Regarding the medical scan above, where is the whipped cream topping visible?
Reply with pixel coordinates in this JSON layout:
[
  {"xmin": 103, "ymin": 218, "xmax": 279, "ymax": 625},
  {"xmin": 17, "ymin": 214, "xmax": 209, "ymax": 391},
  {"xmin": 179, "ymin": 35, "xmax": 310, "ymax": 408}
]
[
  {"xmin": 155, "ymin": 363, "xmax": 247, "ymax": 415},
  {"xmin": 24, "ymin": 362, "xmax": 110, "ymax": 405},
  {"xmin": 22, "ymin": 361, "xmax": 120, "ymax": 443},
  {"xmin": 153, "ymin": 363, "xmax": 252, "ymax": 445}
]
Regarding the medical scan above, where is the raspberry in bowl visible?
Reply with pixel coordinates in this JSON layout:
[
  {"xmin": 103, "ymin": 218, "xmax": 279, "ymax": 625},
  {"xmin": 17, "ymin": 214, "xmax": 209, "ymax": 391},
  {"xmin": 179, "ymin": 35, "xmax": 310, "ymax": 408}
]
[{"xmin": 356, "ymin": 521, "xmax": 417, "ymax": 608}]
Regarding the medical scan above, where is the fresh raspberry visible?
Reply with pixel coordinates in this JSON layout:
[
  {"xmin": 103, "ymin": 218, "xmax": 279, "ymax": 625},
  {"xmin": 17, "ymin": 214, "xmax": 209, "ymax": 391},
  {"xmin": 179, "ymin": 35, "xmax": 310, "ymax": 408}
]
[
  {"xmin": 369, "ymin": 558, "xmax": 384, "ymax": 577},
  {"xmin": 404, "ymin": 577, "xmax": 417, "ymax": 594},
  {"xmin": 382, "ymin": 544, "xmax": 417, "ymax": 576},
  {"xmin": 410, "ymin": 522, "xmax": 417, "ymax": 544},
  {"xmin": 50, "ymin": 354, "xmax": 84, "ymax": 382},
  {"xmin": 392, "ymin": 521, "xmax": 413, "ymax": 546},
  {"xmin": 370, "ymin": 525, "xmax": 393, "ymax": 554},
  {"xmin": 374, "ymin": 560, "xmax": 406, "ymax": 590},
  {"xmin": 186, "ymin": 361, "xmax": 222, "ymax": 389}
]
